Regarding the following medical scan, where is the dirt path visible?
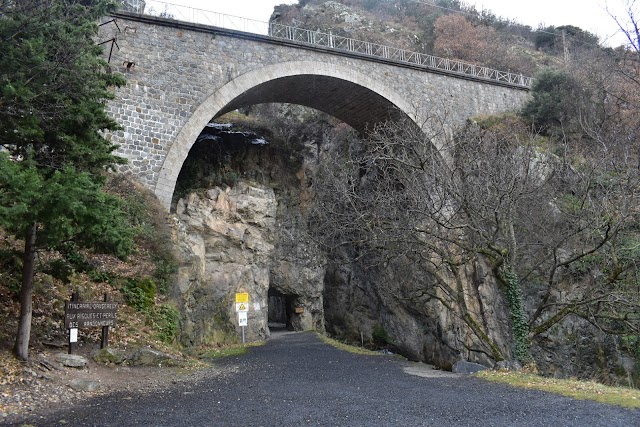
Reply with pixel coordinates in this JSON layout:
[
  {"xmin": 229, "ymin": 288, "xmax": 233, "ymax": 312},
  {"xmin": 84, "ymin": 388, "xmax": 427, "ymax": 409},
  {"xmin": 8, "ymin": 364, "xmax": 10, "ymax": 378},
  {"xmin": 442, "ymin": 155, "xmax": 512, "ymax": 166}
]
[
  {"xmin": 5, "ymin": 333, "xmax": 640, "ymax": 427},
  {"xmin": 0, "ymin": 347, "xmax": 212, "ymax": 424}
]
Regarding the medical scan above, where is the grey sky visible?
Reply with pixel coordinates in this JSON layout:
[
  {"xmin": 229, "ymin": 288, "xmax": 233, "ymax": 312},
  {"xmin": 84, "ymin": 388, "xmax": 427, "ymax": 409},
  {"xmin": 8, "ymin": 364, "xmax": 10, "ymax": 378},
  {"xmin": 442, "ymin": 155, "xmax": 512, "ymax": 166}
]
[{"xmin": 148, "ymin": 0, "xmax": 634, "ymax": 47}]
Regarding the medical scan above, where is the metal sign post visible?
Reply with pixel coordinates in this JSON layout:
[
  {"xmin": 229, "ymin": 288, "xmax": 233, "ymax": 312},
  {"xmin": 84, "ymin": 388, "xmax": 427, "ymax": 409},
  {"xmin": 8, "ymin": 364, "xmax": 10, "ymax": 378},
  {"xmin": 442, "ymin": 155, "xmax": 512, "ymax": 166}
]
[
  {"xmin": 238, "ymin": 310, "xmax": 248, "ymax": 344},
  {"xmin": 236, "ymin": 293, "xmax": 249, "ymax": 344}
]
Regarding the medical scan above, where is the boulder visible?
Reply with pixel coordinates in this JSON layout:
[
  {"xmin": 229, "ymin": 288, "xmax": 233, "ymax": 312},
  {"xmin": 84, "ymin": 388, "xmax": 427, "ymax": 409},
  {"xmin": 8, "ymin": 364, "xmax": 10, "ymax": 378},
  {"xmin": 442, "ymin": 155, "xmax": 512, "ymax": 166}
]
[
  {"xmin": 452, "ymin": 360, "xmax": 488, "ymax": 374},
  {"xmin": 55, "ymin": 353, "xmax": 88, "ymax": 368},
  {"xmin": 93, "ymin": 347, "xmax": 126, "ymax": 365},
  {"xmin": 68, "ymin": 378, "xmax": 101, "ymax": 392},
  {"xmin": 130, "ymin": 348, "xmax": 172, "ymax": 366}
]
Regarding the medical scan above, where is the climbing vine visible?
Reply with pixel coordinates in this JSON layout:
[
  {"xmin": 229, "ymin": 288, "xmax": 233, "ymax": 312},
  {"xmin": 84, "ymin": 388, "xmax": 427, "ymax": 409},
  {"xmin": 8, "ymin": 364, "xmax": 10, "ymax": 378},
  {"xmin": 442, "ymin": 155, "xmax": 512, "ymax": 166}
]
[{"xmin": 502, "ymin": 268, "xmax": 532, "ymax": 363}]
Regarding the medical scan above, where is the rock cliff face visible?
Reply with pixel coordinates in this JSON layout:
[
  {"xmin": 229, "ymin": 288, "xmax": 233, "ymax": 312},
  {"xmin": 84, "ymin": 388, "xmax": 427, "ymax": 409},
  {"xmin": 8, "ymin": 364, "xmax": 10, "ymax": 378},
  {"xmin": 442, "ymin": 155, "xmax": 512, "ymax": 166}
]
[
  {"xmin": 531, "ymin": 317, "xmax": 639, "ymax": 385},
  {"xmin": 269, "ymin": 187, "xmax": 327, "ymax": 332},
  {"xmin": 167, "ymin": 114, "xmax": 516, "ymax": 367},
  {"xmin": 166, "ymin": 113, "xmax": 637, "ymax": 383},
  {"xmin": 172, "ymin": 181, "xmax": 326, "ymax": 346},
  {"xmin": 170, "ymin": 175, "xmax": 514, "ymax": 369},
  {"xmin": 173, "ymin": 185, "xmax": 276, "ymax": 345},
  {"xmin": 323, "ymin": 250, "xmax": 514, "ymax": 368}
]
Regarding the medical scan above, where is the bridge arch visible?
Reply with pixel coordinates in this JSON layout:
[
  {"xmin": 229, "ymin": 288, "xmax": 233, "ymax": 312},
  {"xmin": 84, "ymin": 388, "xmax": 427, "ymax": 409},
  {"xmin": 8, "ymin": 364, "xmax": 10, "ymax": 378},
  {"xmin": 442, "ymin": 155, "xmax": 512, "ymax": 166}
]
[{"xmin": 155, "ymin": 60, "xmax": 421, "ymax": 209}]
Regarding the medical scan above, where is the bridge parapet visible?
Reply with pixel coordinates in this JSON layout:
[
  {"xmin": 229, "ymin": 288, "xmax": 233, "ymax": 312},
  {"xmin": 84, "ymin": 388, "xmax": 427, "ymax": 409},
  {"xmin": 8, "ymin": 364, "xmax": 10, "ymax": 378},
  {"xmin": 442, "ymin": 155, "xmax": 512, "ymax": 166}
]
[{"xmin": 125, "ymin": 0, "xmax": 532, "ymax": 89}]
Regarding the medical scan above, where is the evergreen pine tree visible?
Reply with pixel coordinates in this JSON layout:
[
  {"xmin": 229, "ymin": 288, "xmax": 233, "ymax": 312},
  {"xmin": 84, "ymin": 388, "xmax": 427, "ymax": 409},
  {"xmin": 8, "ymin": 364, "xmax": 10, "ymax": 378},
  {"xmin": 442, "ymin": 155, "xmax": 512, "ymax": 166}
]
[{"xmin": 0, "ymin": 0, "xmax": 134, "ymax": 360}]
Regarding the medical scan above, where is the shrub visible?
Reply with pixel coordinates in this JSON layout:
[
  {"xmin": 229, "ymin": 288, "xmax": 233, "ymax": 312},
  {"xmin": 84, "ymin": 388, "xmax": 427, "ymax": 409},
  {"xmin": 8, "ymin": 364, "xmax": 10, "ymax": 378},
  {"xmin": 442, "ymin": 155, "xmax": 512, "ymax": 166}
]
[
  {"xmin": 152, "ymin": 304, "xmax": 180, "ymax": 344},
  {"xmin": 372, "ymin": 324, "xmax": 390, "ymax": 347},
  {"xmin": 121, "ymin": 276, "xmax": 156, "ymax": 312},
  {"xmin": 520, "ymin": 69, "xmax": 582, "ymax": 132},
  {"xmin": 43, "ymin": 259, "xmax": 75, "ymax": 283}
]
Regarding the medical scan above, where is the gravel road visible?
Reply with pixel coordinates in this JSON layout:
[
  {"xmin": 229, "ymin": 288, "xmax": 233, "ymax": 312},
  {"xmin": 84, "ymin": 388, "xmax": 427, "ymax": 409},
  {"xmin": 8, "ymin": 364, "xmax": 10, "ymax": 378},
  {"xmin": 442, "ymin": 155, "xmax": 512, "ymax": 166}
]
[{"xmin": 7, "ymin": 332, "xmax": 640, "ymax": 427}]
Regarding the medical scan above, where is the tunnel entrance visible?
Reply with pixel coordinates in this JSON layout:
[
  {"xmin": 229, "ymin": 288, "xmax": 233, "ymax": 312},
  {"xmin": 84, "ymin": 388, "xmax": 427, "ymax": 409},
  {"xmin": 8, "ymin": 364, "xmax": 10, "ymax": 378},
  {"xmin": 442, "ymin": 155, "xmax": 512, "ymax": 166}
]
[{"xmin": 268, "ymin": 287, "xmax": 296, "ymax": 332}]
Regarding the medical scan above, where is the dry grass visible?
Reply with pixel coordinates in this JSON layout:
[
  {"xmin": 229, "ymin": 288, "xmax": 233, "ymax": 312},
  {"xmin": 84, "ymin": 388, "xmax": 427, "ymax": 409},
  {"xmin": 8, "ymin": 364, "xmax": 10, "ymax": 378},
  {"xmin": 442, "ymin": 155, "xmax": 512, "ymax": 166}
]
[
  {"xmin": 196, "ymin": 341, "xmax": 265, "ymax": 359},
  {"xmin": 477, "ymin": 370, "xmax": 640, "ymax": 409},
  {"xmin": 316, "ymin": 333, "xmax": 384, "ymax": 356}
]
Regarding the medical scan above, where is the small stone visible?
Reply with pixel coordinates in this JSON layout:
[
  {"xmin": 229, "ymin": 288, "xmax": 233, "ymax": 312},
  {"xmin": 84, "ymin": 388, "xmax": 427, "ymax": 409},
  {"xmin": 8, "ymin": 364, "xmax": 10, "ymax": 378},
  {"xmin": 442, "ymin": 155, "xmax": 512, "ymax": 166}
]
[{"xmin": 206, "ymin": 189, "xmax": 220, "ymax": 201}]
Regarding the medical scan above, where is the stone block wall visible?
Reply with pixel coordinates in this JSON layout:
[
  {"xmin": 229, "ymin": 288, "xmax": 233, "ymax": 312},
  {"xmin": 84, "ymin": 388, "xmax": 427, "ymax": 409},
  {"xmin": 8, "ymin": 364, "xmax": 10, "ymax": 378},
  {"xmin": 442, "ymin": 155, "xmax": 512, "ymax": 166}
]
[{"xmin": 100, "ymin": 13, "xmax": 530, "ymax": 209}]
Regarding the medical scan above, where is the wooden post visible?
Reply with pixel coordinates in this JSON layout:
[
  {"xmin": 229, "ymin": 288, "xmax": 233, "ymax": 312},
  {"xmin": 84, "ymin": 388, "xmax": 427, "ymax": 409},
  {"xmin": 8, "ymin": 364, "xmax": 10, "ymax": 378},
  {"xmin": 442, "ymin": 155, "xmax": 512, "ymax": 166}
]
[
  {"xmin": 101, "ymin": 293, "xmax": 110, "ymax": 349},
  {"xmin": 68, "ymin": 291, "xmax": 79, "ymax": 354}
]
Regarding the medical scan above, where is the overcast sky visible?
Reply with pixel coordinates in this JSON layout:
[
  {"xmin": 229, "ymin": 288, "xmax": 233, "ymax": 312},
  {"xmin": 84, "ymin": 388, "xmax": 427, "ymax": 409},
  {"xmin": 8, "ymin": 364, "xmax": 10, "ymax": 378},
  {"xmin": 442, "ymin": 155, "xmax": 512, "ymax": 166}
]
[
  {"xmin": 148, "ymin": 0, "xmax": 634, "ymax": 47},
  {"xmin": 468, "ymin": 0, "xmax": 632, "ymax": 46}
]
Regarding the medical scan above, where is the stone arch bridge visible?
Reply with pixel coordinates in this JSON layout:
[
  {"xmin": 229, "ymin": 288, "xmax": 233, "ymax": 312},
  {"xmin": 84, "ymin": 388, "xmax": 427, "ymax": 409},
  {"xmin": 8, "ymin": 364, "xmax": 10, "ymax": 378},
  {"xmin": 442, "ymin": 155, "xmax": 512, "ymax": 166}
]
[{"xmin": 100, "ymin": 11, "xmax": 531, "ymax": 210}]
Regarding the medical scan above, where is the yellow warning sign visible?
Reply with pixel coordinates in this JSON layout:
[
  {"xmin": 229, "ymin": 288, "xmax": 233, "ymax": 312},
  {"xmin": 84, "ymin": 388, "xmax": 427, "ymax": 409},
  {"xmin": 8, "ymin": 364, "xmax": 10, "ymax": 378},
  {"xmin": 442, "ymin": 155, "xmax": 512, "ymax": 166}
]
[
  {"xmin": 235, "ymin": 292, "xmax": 249, "ymax": 303},
  {"xmin": 236, "ymin": 303, "xmax": 249, "ymax": 312}
]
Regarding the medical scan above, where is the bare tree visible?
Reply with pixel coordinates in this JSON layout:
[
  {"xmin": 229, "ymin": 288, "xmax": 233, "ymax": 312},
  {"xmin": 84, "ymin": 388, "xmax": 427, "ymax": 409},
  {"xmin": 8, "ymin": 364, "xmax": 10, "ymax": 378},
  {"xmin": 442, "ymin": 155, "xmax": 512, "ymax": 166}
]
[
  {"xmin": 310, "ymin": 110, "xmax": 526, "ymax": 361},
  {"xmin": 608, "ymin": 0, "xmax": 640, "ymax": 60},
  {"xmin": 310, "ymin": 104, "xmax": 640, "ymax": 362}
]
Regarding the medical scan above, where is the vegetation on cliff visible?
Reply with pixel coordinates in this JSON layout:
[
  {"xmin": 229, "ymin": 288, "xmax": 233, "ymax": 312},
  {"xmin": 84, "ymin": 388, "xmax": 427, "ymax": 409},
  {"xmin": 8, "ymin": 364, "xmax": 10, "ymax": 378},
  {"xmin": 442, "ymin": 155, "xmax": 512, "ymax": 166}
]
[
  {"xmin": 0, "ymin": 0, "xmax": 179, "ymax": 363},
  {"xmin": 299, "ymin": 0, "xmax": 640, "ymax": 383}
]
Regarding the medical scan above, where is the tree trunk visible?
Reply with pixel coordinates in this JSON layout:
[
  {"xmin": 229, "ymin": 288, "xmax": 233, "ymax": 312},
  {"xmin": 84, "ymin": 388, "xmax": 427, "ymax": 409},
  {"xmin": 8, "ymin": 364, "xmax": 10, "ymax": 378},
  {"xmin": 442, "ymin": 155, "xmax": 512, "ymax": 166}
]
[{"xmin": 14, "ymin": 222, "xmax": 37, "ymax": 361}]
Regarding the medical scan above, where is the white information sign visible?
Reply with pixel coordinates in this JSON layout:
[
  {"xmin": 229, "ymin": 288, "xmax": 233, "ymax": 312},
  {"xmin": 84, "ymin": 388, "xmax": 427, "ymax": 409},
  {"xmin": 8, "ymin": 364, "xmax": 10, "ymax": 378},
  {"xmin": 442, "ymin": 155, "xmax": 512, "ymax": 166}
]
[
  {"xmin": 236, "ymin": 303, "xmax": 249, "ymax": 312},
  {"xmin": 69, "ymin": 328, "xmax": 78, "ymax": 343},
  {"xmin": 238, "ymin": 311, "xmax": 248, "ymax": 327},
  {"xmin": 253, "ymin": 302, "xmax": 261, "ymax": 311}
]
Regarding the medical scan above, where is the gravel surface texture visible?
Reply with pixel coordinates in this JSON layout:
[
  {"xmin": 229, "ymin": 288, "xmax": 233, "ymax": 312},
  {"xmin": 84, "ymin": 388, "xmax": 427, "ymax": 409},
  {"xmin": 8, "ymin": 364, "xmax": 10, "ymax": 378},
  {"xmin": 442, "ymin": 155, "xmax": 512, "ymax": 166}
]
[{"xmin": 6, "ymin": 332, "xmax": 640, "ymax": 427}]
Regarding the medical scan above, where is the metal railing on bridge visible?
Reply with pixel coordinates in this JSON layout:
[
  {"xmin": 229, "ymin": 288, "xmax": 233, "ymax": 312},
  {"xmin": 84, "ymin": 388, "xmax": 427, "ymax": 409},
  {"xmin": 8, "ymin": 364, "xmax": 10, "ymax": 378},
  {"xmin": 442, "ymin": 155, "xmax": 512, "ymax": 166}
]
[{"xmin": 128, "ymin": 1, "xmax": 533, "ymax": 89}]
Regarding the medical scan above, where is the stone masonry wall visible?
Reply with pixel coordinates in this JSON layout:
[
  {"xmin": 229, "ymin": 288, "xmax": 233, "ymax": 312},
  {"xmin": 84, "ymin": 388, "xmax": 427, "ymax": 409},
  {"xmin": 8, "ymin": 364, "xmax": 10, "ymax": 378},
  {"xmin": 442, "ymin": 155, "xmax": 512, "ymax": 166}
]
[{"xmin": 99, "ymin": 13, "xmax": 530, "ymax": 209}]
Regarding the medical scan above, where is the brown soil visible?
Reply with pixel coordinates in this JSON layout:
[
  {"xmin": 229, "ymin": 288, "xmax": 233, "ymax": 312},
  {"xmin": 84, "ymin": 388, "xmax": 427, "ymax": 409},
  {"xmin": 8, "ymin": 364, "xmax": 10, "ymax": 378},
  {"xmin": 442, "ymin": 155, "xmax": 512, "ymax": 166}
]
[
  {"xmin": 0, "ymin": 219, "xmax": 192, "ymax": 424},
  {"xmin": 0, "ymin": 345, "xmax": 213, "ymax": 425}
]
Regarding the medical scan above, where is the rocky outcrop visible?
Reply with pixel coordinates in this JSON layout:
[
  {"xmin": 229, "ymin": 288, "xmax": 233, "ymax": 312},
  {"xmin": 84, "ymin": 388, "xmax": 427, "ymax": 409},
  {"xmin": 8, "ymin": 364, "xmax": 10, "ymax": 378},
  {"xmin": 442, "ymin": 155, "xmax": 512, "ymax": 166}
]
[
  {"xmin": 173, "ymin": 184, "xmax": 276, "ymax": 345},
  {"xmin": 271, "ymin": 0, "xmax": 428, "ymax": 53},
  {"xmin": 270, "ymin": 188, "xmax": 326, "ymax": 332},
  {"xmin": 531, "ymin": 319, "xmax": 639, "ymax": 386},
  {"xmin": 168, "ymin": 116, "xmax": 516, "ymax": 369},
  {"xmin": 166, "ymin": 110, "xmax": 637, "ymax": 381},
  {"xmin": 323, "ymin": 251, "xmax": 515, "ymax": 368},
  {"xmin": 172, "ymin": 181, "xmax": 326, "ymax": 346}
]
